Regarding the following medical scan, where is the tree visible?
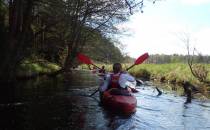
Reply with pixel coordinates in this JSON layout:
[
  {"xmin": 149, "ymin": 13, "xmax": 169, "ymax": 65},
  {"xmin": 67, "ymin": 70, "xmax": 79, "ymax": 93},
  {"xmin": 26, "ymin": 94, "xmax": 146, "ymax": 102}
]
[
  {"xmin": 0, "ymin": 0, "xmax": 158, "ymax": 81},
  {"xmin": 0, "ymin": 0, "xmax": 36, "ymax": 81},
  {"xmin": 82, "ymin": 31, "xmax": 125, "ymax": 63},
  {"xmin": 61, "ymin": 0, "xmax": 146, "ymax": 71},
  {"xmin": 178, "ymin": 32, "xmax": 209, "ymax": 84}
]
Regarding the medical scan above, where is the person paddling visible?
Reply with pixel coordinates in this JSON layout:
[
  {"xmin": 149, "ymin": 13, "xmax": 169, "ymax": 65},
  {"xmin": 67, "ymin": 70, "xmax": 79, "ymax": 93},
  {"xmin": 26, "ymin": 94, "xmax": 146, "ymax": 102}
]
[
  {"xmin": 99, "ymin": 65, "xmax": 106, "ymax": 74},
  {"xmin": 99, "ymin": 63, "xmax": 136, "ymax": 97},
  {"xmin": 98, "ymin": 65, "xmax": 106, "ymax": 77}
]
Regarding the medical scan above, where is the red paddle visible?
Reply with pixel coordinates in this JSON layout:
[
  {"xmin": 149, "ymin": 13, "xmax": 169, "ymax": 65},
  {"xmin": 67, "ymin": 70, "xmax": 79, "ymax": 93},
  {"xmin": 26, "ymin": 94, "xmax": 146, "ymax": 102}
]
[
  {"xmin": 77, "ymin": 53, "xmax": 149, "ymax": 96},
  {"xmin": 77, "ymin": 52, "xmax": 149, "ymax": 71},
  {"xmin": 126, "ymin": 53, "xmax": 149, "ymax": 71},
  {"xmin": 77, "ymin": 53, "xmax": 101, "ymax": 69},
  {"xmin": 77, "ymin": 53, "xmax": 93, "ymax": 64}
]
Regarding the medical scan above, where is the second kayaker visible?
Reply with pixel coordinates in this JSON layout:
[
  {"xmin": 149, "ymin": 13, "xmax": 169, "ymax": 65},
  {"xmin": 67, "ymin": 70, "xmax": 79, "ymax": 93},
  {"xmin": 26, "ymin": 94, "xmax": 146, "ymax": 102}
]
[
  {"xmin": 99, "ymin": 65, "xmax": 106, "ymax": 74},
  {"xmin": 99, "ymin": 63, "xmax": 136, "ymax": 95}
]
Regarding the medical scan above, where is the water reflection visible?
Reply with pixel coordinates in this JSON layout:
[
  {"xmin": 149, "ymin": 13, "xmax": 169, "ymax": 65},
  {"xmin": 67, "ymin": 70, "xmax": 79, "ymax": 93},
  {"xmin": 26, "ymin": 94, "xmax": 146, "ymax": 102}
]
[{"xmin": 1, "ymin": 77, "xmax": 210, "ymax": 130}]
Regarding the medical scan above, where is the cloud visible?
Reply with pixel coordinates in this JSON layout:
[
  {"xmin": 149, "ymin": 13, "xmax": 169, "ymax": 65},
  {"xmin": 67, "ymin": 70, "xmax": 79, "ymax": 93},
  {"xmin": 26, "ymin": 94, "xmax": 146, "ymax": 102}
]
[{"xmin": 181, "ymin": 0, "xmax": 210, "ymax": 5}]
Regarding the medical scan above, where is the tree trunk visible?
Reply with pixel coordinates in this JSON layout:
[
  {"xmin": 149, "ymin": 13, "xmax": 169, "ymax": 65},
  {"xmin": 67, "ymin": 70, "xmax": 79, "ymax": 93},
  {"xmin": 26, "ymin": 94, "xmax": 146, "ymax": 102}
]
[{"xmin": 0, "ymin": 0, "xmax": 34, "ymax": 82}]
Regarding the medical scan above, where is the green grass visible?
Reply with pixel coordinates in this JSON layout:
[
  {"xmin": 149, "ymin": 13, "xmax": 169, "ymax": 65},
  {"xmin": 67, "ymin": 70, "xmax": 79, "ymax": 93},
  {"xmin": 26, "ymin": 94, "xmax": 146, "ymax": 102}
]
[
  {"xmin": 128, "ymin": 63, "xmax": 210, "ymax": 85},
  {"xmin": 78, "ymin": 63, "xmax": 210, "ymax": 87},
  {"xmin": 18, "ymin": 60, "xmax": 61, "ymax": 76}
]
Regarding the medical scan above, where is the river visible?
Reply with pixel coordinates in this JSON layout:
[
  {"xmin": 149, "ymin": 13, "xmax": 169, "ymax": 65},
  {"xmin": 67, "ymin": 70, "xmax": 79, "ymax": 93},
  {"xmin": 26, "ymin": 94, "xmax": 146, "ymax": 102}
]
[{"xmin": 1, "ymin": 71, "xmax": 210, "ymax": 130}]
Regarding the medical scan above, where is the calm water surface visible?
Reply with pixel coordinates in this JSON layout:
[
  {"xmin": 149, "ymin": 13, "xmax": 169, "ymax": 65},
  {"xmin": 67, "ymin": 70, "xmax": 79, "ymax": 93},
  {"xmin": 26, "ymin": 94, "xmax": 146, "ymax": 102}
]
[{"xmin": 1, "ymin": 71, "xmax": 210, "ymax": 130}]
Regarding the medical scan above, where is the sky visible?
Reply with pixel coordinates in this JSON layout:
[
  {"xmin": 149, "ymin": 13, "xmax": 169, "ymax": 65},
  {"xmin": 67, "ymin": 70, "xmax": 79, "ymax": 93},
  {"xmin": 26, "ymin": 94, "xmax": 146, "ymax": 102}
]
[{"xmin": 117, "ymin": 0, "xmax": 210, "ymax": 58}]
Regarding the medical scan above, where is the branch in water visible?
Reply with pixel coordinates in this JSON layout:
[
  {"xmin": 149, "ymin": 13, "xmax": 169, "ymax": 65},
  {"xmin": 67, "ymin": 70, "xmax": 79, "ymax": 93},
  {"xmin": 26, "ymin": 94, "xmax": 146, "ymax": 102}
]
[{"xmin": 156, "ymin": 87, "xmax": 162, "ymax": 96}]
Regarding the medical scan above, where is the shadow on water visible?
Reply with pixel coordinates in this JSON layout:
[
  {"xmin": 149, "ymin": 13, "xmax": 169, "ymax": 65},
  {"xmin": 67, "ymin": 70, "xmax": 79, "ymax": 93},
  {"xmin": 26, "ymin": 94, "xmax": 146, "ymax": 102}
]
[{"xmin": 1, "ymin": 70, "xmax": 210, "ymax": 130}]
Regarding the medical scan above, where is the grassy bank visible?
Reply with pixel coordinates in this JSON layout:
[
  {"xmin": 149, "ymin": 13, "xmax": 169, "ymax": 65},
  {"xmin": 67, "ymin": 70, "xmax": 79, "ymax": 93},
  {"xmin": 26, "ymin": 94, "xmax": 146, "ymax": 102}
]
[
  {"xmin": 128, "ymin": 63, "xmax": 210, "ymax": 99},
  {"xmin": 18, "ymin": 60, "xmax": 61, "ymax": 76},
  {"xmin": 83, "ymin": 63, "xmax": 210, "ymax": 97},
  {"xmin": 80, "ymin": 63, "xmax": 210, "ymax": 84},
  {"xmin": 19, "ymin": 61, "xmax": 210, "ymax": 97},
  {"xmin": 128, "ymin": 63, "xmax": 210, "ymax": 85}
]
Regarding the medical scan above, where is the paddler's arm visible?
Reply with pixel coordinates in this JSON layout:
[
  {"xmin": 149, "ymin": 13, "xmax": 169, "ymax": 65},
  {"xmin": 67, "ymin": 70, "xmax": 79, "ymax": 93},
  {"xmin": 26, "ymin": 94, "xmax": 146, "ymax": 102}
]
[
  {"xmin": 119, "ymin": 73, "xmax": 138, "ymax": 92},
  {"xmin": 119, "ymin": 73, "xmax": 136, "ymax": 86}
]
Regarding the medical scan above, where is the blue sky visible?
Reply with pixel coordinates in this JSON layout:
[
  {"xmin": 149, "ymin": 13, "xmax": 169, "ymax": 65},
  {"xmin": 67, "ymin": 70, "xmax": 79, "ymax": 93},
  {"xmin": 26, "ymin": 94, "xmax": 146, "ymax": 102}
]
[{"xmin": 117, "ymin": 0, "xmax": 210, "ymax": 58}]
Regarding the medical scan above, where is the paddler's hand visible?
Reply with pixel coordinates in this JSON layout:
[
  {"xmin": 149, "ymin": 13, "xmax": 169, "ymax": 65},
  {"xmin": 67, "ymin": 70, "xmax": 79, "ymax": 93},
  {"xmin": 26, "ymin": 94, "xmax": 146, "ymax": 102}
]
[{"xmin": 127, "ymin": 87, "xmax": 132, "ymax": 92}]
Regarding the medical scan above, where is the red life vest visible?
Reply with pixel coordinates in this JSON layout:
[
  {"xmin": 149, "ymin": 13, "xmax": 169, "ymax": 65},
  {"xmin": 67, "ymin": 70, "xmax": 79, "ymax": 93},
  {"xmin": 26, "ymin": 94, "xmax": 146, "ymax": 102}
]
[{"xmin": 109, "ymin": 73, "xmax": 121, "ymax": 89}]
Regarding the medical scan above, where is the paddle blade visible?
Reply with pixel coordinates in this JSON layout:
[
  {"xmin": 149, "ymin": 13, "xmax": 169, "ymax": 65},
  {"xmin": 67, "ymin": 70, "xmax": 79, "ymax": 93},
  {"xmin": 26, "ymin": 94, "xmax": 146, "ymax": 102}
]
[
  {"xmin": 134, "ymin": 53, "xmax": 149, "ymax": 65},
  {"xmin": 77, "ymin": 53, "xmax": 93, "ymax": 64}
]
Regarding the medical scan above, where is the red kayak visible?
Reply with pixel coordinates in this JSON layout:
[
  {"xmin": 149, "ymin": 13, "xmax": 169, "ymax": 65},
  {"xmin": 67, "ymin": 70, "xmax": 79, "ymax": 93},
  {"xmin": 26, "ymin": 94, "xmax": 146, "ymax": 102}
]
[{"xmin": 102, "ymin": 88, "xmax": 137, "ymax": 115}]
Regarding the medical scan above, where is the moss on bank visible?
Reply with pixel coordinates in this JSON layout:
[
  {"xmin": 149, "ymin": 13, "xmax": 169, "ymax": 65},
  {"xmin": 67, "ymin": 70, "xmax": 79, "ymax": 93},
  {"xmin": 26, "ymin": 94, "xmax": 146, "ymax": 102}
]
[{"xmin": 17, "ymin": 60, "xmax": 61, "ymax": 76}]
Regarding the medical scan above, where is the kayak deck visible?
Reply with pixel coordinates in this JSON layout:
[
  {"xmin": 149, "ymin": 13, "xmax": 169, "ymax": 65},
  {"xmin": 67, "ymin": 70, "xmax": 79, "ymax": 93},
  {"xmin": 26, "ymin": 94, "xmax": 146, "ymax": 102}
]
[{"xmin": 102, "ymin": 89, "xmax": 137, "ymax": 115}]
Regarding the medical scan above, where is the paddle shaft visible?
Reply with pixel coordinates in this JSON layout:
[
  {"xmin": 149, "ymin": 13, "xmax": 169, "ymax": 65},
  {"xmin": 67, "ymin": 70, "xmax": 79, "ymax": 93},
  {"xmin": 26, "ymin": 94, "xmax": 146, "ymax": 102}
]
[
  {"xmin": 91, "ymin": 64, "xmax": 101, "ymax": 69},
  {"xmin": 89, "ymin": 89, "xmax": 99, "ymax": 97},
  {"xmin": 126, "ymin": 64, "xmax": 135, "ymax": 71}
]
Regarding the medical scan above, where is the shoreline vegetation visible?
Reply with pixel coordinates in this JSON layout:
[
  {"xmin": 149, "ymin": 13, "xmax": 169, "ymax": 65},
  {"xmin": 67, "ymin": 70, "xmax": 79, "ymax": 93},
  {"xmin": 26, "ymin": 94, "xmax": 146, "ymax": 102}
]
[
  {"xmin": 83, "ymin": 63, "xmax": 210, "ymax": 99},
  {"xmin": 128, "ymin": 63, "xmax": 210, "ymax": 99},
  {"xmin": 19, "ymin": 62, "xmax": 210, "ymax": 100}
]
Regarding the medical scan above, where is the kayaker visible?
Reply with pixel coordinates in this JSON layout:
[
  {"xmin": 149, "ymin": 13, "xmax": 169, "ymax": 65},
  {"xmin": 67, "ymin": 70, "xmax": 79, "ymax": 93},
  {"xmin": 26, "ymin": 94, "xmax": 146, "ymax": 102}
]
[
  {"xmin": 92, "ymin": 66, "xmax": 98, "ymax": 74},
  {"xmin": 99, "ymin": 65, "xmax": 106, "ymax": 74},
  {"xmin": 99, "ymin": 63, "xmax": 136, "ymax": 95}
]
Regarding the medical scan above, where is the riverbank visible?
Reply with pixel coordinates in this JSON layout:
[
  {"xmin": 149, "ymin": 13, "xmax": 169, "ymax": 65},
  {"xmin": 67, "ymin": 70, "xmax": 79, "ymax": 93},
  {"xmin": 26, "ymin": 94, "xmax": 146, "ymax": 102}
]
[
  {"xmin": 83, "ymin": 63, "xmax": 210, "ymax": 98},
  {"xmin": 17, "ymin": 60, "xmax": 61, "ymax": 76},
  {"xmin": 17, "ymin": 61, "xmax": 210, "ymax": 99},
  {"xmin": 128, "ymin": 63, "xmax": 210, "ymax": 98}
]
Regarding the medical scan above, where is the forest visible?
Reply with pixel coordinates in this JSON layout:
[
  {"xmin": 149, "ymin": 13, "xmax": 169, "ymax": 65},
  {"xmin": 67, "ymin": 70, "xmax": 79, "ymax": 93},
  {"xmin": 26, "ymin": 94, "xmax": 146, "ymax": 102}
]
[
  {"xmin": 0, "ymin": 0, "xmax": 209, "ymax": 85},
  {"xmin": 0, "ymin": 0, "xmax": 146, "ymax": 82}
]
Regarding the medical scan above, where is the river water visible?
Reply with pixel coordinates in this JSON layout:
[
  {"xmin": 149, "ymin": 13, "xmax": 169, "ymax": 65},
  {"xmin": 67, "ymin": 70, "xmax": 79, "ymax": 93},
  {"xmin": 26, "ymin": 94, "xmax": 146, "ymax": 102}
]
[{"xmin": 1, "ymin": 71, "xmax": 210, "ymax": 130}]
